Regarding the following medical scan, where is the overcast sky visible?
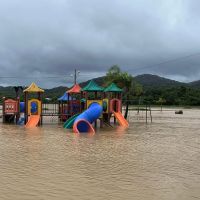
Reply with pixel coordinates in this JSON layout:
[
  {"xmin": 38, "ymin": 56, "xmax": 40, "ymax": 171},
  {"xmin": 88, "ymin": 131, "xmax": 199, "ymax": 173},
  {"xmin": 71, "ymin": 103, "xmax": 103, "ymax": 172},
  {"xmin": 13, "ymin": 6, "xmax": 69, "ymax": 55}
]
[{"xmin": 0, "ymin": 0, "xmax": 200, "ymax": 88}]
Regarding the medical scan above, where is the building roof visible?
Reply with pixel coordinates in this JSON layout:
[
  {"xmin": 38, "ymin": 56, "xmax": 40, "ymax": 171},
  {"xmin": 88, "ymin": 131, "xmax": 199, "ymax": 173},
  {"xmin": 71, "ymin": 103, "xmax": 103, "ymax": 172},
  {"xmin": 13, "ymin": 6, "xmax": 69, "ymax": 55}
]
[
  {"xmin": 67, "ymin": 84, "xmax": 81, "ymax": 94},
  {"xmin": 104, "ymin": 83, "xmax": 123, "ymax": 92},
  {"xmin": 82, "ymin": 80, "xmax": 104, "ymax": 92},
  {"xmin": 23, "ymin": 82, "xmax": 44, "ymax": 93},
  {"xmin": 58, "ymin": 93, "xmax": 74, "ymax": 101}
]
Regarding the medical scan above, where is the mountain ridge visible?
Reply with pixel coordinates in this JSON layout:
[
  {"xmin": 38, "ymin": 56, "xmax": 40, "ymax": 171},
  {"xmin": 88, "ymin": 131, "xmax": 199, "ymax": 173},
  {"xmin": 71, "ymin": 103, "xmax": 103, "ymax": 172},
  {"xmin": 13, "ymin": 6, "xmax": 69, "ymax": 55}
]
[
  {"xmin": 79, "ymin": 74, "xmax": 188, "ymax": 89},
  {"xmin": 0, "ymin": 74, "xmax": 200, "ymax": 99}
]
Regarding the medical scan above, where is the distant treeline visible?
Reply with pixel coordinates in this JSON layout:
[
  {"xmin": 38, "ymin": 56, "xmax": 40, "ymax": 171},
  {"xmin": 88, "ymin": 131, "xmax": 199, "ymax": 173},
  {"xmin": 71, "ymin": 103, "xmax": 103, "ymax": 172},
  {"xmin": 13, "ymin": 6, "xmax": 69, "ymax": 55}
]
[
  {"xmin": 1, "ymin": 85, "xmax": 200, "ymax": 106},
  {"xmin": 134, "ymin": 86, "xmax": 200, "ymax": 106},
  {"xmin": 1, "ymin": 71, "xmax": 200, "ymax": 106}
]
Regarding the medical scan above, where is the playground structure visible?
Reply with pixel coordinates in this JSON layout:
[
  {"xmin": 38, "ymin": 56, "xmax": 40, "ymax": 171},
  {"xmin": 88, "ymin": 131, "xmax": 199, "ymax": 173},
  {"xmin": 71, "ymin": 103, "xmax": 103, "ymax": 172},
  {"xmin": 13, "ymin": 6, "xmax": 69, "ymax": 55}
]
[
  {"xmin": 58, "ymin": 84, "xmax": 81, "ymax": 122},
  {"xmin": 2, "ymin": 80, "xmax": 129, "ymax": 133},
  {"xmin": 23, "ymin": 83, "xmax": 44, "ymax": 127},
  {"xmin": 2, "ymin": 97, "xmax": 20, "ymax": 124},
  {"xmin": 2, "ymin": 82, "xmax": 44, "ymax": 127},
  {"xmin": 63, "ymin": 80, "xmax": 129, "ymax": 134}
]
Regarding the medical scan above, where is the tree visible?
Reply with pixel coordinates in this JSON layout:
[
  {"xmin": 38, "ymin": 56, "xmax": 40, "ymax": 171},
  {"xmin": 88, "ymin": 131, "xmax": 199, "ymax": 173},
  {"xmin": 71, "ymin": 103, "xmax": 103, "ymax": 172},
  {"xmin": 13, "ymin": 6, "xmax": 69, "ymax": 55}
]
[
  {"xmin": 105, "ymin": 65, "xmax": 133, "ymax": 119},
  {"xmin": 156, "ymin": 97, "xmax": 166, "ymax": 111},
  {"xmin": 132, "ymin": 83, "xmax": 143, "ymax": 113},
  {"xmin": 105, "ymin": 65, "xmax": 121, "ymax": 85}
]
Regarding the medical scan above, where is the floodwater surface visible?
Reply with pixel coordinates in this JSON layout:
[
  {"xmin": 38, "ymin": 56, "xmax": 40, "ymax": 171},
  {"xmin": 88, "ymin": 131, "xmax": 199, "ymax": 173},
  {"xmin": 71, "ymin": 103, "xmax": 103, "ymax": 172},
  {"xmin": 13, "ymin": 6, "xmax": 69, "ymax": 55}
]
[{"xmin": 0, "ymin": 109, "xmax": 200, "ymax": 200}]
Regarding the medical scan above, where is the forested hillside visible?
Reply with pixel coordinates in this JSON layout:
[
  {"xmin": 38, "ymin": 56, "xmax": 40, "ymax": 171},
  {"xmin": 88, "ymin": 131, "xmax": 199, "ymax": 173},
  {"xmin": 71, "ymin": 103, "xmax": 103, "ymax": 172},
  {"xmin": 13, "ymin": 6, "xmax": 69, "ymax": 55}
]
[{"xmin": 1, "ymin": 74, "xmax": 200, "ymax": 105}]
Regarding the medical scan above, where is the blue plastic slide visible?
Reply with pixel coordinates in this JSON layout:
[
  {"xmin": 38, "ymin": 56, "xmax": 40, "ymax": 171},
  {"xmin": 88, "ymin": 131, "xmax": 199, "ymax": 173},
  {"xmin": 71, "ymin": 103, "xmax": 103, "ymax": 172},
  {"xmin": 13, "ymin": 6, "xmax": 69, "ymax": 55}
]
[
  {"xmin": 17, "ymin": 117, "xmax": 25, "ymax": 125},
  {"xmin": 73, "ymin": 102, "xmax": 103, "ymax": 133}
]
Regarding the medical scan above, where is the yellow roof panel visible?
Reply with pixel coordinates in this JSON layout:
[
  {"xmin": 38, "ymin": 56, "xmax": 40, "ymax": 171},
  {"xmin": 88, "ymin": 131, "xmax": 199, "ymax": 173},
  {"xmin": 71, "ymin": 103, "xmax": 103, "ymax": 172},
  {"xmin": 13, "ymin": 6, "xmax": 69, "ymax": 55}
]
[{"xmin": 23, "ymin": 82, "xmax": 44, "ymax": 93}]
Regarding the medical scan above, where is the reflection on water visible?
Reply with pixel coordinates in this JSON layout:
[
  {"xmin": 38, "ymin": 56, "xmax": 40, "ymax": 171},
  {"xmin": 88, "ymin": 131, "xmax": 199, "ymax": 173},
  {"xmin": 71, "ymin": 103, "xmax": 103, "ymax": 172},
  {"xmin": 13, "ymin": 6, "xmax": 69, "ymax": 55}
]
[{"xmin": 0, "ymin": 109, "xmax": 200, "ymax": 200}]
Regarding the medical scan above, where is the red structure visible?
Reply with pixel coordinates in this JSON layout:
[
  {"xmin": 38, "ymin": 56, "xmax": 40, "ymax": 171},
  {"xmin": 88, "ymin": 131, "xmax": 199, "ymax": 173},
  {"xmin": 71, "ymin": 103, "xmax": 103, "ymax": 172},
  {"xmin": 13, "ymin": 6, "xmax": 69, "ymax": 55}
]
[
  {"xmin": 109, "ymin": 98, "xmax": 122, "ymax": 113},
  {"xmin": 2, "ymin": 97, "xmax": 20, "ymax": 123},
  {"xmin": 58, "ymin": 84, "xmax": 82, "ymax": 122},
  {"xmin": 67, "ymin": 84, "xmax": 82, "ymax": 116},
  {"xmin": 67, "ymin": 84, "xmax": 81, "ymax": 94}
]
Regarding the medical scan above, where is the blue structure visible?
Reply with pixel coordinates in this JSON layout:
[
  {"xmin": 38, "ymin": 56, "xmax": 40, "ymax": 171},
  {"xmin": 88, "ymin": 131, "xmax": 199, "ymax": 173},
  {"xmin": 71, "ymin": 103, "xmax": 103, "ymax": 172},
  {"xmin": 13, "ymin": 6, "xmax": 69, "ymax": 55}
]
[
  {"xmin": 73, "ymin": 102, "xmax": 103, "ymax": 133},
  {"xmin": 18, "ymin": 102, "xmax": 37, "ymax": 125},
  {"xmin": 19, "ymin": 102, "xmax": 37, "ymax": 113},
  {"xmin": 20, "ymin": 102, "xmax": 25, "ymax": 113},
  {"xmin": 58, "ymin": 93, "xmax": 74, "ymax": 101},
  {"xmin": 17, "ymin": 117, "xmax": 25, "ymax": 125}
]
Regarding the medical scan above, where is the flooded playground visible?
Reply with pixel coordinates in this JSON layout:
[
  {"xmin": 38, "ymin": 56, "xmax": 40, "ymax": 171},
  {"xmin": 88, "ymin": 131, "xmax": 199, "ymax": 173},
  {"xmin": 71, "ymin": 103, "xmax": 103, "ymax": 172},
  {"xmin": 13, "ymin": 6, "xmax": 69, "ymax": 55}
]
[{"xmin": 0, "ymin": 108, "xmax": 200, "ymax": 200}]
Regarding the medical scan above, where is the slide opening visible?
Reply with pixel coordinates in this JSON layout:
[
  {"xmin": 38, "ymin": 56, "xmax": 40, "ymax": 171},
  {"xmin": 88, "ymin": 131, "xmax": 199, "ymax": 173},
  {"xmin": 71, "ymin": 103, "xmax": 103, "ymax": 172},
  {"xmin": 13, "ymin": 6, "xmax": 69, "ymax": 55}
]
[
  {"xmin": 75, "ymin": 120, "xmax": 94, "ymax": 133},
  {"xmin": 113, "ymin": 101, "xmax": 118, "ymax": 112},
  {"xmin": 31, "ymin": 101, "xmax": 38, "ymax": 115},
  {"xmin": 110, "ymin": 99, "xmax": 121, "ymax": 113}
]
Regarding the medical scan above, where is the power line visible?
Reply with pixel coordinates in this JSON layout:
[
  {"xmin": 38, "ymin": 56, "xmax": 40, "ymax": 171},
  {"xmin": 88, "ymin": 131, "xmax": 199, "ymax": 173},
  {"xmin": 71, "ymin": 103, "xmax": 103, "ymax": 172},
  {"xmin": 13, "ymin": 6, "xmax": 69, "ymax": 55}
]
[
  {"xmin": 0, "ymin": 76, "xmax": 73, "ymax": 79},
  {"xmin": 0, "ymin": 52, "xmax": 200, "ymax": 79},
  {"xmin": 0, "ymin": 74, "xmax": 95, "ymax": 79},
  {"xmin": 131, "ymin": 52, "xmax": 200, "ymax": 72}
]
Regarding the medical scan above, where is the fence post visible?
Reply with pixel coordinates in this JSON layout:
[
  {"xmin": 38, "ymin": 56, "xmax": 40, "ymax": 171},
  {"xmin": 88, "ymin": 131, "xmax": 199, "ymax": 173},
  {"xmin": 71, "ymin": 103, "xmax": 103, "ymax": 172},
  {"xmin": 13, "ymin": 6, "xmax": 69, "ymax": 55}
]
[
  {"xmin": 146, "ymin": 104, "xmax": 147, "ymax": 124},
  {"xmin": 149, "ymin": 105, "xmax": 152, "ymax": 123}
]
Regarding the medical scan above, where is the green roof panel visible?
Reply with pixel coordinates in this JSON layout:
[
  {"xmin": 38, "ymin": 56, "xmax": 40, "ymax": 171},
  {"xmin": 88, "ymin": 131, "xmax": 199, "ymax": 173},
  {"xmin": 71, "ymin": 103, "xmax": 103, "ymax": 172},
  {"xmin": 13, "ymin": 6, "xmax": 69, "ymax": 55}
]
[
  {"xmin": 104, "ymin": 83, "xmax": 123, "ymax": 92},
  {"xmin": 82, "ymin": 80, "xmax": 104, "ymax": 92}
]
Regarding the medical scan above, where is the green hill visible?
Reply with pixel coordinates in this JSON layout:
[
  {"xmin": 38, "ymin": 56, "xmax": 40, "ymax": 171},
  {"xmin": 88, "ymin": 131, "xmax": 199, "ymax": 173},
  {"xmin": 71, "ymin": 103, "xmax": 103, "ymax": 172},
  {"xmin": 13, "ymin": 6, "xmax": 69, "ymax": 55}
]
[
  {"xmin": 80, "ymin": 74, "xmax": 186, "ymax": 89},
  {"xmin": 1, "ymin": 74, "xmax": 200, "ymax": 105},
  {"xmin": 134, "ymin": 74, "xmax": 185, "ymax": 88},
  {"xmin": 44, "ymin": 86, "xmax": 68, "ymax": 101},
  {"xmin": 189, "ymin": 80, "xmax": 200, "ymax": 88}
]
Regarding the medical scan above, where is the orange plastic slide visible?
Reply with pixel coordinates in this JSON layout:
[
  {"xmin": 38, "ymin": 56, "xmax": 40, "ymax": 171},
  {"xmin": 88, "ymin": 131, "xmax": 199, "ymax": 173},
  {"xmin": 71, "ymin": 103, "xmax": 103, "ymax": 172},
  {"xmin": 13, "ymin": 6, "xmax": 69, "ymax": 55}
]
[
  {"xmin": 113, "ymin": 111, "xmax": 129, "ymax": 128},
  {"xmin": 25, "ymin": 115, "xmax": 40, "ymax": 128}
]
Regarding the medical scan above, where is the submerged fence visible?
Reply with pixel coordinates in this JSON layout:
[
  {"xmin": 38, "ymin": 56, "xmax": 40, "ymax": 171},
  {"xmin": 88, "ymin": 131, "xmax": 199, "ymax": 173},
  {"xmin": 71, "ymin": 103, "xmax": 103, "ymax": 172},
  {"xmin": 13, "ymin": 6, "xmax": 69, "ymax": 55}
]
[{"xmin": 0, "ymin": 102, "xmax": 154, "ymax": 124}]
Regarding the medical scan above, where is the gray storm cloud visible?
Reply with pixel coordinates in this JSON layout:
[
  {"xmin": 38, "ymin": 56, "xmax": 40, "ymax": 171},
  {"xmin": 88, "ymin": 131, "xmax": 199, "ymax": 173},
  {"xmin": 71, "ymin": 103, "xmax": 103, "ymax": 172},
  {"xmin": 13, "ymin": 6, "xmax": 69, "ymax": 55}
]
[{"xmin": 0, "ymin": 0, "xmax": 200, "ymax": 88}]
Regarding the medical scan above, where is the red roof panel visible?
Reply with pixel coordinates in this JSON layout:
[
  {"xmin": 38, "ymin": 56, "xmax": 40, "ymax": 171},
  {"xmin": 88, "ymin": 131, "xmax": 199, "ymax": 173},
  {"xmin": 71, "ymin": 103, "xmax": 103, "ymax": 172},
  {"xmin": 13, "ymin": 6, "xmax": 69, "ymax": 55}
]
[{"xmin": 67, "ymin": 84, "xmax": 82, "ymax": 94}]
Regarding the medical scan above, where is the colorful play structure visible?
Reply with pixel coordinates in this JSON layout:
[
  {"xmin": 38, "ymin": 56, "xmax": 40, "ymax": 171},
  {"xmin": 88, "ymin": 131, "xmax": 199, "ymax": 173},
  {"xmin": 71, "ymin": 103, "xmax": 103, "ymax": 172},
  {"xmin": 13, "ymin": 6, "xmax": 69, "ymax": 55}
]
[
  {"xmin": 2, "ymin": 83, "xmax": 44, "ymax": 128},
  {"xmin": 58, "ymin": 80, "xmax": 129, "ymax": 134},
  {"xmin": 2, "ymin": 80, "xmax": 129, "ymax": 134}
]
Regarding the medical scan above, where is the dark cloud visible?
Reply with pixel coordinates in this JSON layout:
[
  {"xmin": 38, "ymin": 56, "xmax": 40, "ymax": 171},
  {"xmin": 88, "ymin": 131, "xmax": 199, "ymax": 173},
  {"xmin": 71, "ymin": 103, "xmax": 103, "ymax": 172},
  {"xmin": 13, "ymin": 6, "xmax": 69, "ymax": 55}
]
[{"xmin": 0, "ymin": 0, "xmax": 200, "ymax": 88}]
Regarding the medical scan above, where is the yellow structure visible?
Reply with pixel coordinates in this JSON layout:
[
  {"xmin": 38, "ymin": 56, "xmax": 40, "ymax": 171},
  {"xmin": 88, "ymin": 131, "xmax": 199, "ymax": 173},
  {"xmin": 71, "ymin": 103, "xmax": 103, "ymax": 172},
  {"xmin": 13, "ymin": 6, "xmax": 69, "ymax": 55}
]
[
  {"xmin": 23, "ymin": 82, "xmax": 44, "ymax": 93},
  {"xmin": 28, "ymin": 99, "xmax": 42, "ymax": 115},
  {"xmin": 87, "ymin": 100, "xmax": 102, "ymax": 109},
  {"xmin": 23, "ymin": 82, "xmax": 44, "ymax": 126},
  {"xmin": 86, "ymin": 99, "xmax": 109, "ymax": 113}
]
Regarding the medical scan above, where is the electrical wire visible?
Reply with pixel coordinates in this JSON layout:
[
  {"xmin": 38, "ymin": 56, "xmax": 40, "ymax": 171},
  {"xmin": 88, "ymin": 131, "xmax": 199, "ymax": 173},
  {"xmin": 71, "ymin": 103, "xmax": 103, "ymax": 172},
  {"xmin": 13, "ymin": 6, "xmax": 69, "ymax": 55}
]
[
  {"xmin": 131, "ymin": 52, "xmax": 200, "ymax": 72},
  {"xmin": 0, "ymin": 52, "xmax": 200, "ymax": 79}
]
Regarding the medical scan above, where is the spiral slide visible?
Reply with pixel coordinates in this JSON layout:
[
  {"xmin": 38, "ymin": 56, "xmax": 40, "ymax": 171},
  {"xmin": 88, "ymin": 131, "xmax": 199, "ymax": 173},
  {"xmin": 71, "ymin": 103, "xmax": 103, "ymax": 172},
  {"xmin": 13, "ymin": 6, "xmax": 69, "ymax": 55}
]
[
  {"xmin": 73, "ymin": 102, "xmax": 103, "ymax": 134},
  {"xmin": 25, "ymin": 115, "xmax": 40, "ymax": 128}
]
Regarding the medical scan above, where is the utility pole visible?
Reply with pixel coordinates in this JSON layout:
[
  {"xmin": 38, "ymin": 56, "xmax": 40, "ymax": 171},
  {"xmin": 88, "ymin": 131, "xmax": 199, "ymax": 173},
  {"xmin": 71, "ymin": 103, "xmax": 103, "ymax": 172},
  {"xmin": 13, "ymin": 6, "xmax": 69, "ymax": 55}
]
[
  {"xmin": 71, "ymin": 69, "xmax": 80, "ymax": 84},
  {"xmin": 74, "ymin": 69, "xmax": 77, "ymax": 84}
]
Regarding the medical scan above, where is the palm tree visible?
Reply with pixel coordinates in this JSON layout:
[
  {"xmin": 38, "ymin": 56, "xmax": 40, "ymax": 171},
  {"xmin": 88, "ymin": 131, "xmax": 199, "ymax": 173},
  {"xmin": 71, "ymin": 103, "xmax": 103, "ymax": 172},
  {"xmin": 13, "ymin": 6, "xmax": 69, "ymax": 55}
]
[
  {"xmin": 105, "ymin": 65, "xmax": 133, "ymax": 119},
  {"xmin": 133, "ymin": 83, "xmax": 143, "ymax": 113},
  {"xmin": 156, "ymin": 97, "xmax": 166, "ymax": 111}
]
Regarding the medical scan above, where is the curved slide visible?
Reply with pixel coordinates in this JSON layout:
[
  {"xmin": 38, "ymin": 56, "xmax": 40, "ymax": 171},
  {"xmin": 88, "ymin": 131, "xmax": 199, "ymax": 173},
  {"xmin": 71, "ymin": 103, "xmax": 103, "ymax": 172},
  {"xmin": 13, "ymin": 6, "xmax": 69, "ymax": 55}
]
[
  {"xmin": 73, "ymin": 102, "xmax": 103, "ymax": 134},
  {"xmin": 63, "ymin": 113, "xmax": 80, "ymax": 129},
  {"xmin": 25, "ymin": 115, "xmax": 40, "ymax": 128},
  {"xmin": 113, "ymin": 111, "xmax": 129, "ymax": 128}
]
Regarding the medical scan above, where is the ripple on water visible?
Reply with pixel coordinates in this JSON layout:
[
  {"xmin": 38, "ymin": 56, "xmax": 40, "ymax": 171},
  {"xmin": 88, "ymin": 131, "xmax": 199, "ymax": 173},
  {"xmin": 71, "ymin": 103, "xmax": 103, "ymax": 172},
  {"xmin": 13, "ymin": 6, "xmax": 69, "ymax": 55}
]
[{"xmin": 0, "ymin": 109, "xmax": 200, "ymax": 200}]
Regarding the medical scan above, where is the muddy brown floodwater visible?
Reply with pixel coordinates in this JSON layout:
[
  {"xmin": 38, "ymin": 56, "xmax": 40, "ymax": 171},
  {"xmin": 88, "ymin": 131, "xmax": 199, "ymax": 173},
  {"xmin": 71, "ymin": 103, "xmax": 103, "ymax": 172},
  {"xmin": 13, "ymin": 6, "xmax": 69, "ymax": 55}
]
[{"xmin": 0, "ymin": 109, "xmax": 200, "ymax": 200}]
